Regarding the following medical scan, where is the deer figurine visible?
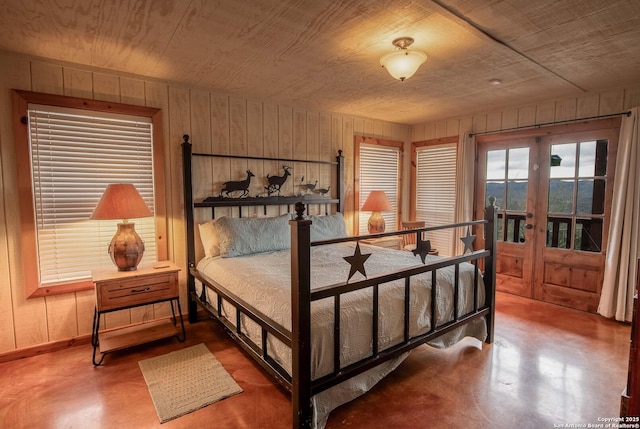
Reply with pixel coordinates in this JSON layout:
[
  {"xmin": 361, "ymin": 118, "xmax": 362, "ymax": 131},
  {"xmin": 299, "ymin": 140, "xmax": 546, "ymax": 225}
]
[
  {"xmin": 220, "ymin": 170, "xmax": 254, "ymax": 197},
  {"xmin": 265, "ymin": 166, "xmax": 291, "ymax": 196}
]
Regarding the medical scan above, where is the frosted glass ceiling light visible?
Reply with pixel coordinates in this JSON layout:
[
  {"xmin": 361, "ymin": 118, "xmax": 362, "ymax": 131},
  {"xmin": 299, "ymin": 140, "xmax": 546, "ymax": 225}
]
[{"xmin": 380, "ymin": 37, "xmax": 427, "ymax": 81}]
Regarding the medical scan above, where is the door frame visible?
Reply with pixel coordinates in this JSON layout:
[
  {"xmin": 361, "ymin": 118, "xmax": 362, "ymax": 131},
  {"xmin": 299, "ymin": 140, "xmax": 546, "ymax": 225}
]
[{"xmin": 474, "ymin": 117, "xmax": 621, "ymax": 311}]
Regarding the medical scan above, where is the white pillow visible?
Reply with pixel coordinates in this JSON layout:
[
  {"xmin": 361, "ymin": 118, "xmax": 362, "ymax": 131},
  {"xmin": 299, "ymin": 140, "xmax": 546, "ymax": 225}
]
[
  {"xmin": 215, "ymin": 214, "xmax": 291, "ymax": 257},
  {"xmin": 309, "ymin": 212, "xmax": 348, "ymax": 241},
  {"xmin": 198, "ymin": 219, "xmax": 219, "ymax": 258}
]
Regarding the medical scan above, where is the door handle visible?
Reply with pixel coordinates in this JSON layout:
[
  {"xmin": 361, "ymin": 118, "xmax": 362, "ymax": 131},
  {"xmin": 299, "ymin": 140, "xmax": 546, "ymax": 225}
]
[{"xmin": 525, "ymin": 224, "xmax": 534, "ymax": 230}]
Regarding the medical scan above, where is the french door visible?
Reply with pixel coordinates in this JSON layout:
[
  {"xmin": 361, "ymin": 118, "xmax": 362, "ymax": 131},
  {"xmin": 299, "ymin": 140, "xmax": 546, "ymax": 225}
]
[{"xmin": 475, "ymin": 120, "xmax": 619, "ymax": 312}]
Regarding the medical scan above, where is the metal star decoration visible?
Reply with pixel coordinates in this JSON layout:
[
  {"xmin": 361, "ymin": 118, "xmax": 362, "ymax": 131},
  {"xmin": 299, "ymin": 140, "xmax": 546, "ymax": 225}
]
[
  {"xmin": 460, "ymin": 226, "xmax": 476, "ymax": 254},
  {"xmin": 344, "ymin": 242, "xmax": 372, "ymax": 282},
  {"xmin": 412, "ymin": 237, "xmax": 432, "ymax": 264}
]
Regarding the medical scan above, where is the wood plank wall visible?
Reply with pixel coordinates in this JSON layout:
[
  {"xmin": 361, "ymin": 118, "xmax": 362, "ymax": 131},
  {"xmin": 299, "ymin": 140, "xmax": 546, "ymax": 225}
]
[
  {"xmin": 411, "ymin": 87, "xmax": 640, "ymax": 142},
  {"xmin": 0, "ymin": 51, "xmax": 410, "ymax": 355}
]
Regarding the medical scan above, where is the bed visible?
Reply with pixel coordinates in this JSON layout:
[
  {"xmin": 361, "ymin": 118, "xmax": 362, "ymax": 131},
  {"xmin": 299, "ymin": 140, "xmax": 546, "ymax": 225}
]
[{"xmin": 181, "ymin": 135, "xmax": 497, "ymax": 428}]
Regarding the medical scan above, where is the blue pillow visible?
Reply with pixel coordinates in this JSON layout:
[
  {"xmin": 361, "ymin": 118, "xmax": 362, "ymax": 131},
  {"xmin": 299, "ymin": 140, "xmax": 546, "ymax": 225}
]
[
  {"xmin": 309, "ymin": 212, "xmax": 348, "ymax": 241},
  {"xmin": 215, "ymin": 214, "xmax": 291, "ymax": 257}
]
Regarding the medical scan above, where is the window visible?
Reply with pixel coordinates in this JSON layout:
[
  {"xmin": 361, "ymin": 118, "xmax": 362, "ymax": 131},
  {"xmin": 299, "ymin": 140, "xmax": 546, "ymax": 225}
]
[
  {"xmin": 13, "ymin": 90, "xmax": 166, "ymax": 298},
  {"xmin": 412, "ymin": 138, "xmax": 457, "ymax": 256},
  {"xmin": 355, "ymin": 136, "xmax": 402, "ymax": 235}
]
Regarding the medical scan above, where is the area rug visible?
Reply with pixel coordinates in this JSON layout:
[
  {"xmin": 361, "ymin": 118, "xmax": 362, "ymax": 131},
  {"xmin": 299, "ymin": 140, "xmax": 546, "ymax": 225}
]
[{"xmin": 138, "ymin": 343, "xmax": 242, "ymax": 423}]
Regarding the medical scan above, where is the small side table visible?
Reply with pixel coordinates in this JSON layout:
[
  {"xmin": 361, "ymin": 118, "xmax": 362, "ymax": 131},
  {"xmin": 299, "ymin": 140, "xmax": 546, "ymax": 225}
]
[
  {"xmin": 360, "ymin": 236, "xmax": 403, "ymax": 250},
  {"xmin": 91, "ymin": 262, "xmax": 185, "ymax": 365}
]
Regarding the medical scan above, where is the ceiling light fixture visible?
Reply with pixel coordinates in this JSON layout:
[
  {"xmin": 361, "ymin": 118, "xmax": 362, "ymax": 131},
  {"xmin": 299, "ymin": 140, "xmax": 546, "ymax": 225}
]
[{"xmin": 379, "ymin": 37, "xmax": 427, "ymax": 82}]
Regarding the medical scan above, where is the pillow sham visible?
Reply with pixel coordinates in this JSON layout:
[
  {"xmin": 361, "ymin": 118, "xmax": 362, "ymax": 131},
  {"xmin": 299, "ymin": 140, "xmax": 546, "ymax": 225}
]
[
  {"xmin": 198, "ymin": 219, "xmax": 219, "ymax": 258},
  {"xmin": 309, "ymin": 212, "xmax": 348, "ymax": 241},
  {"xmin": 215, "ymin": 214, "xmax": 291, "ymax": 257}
]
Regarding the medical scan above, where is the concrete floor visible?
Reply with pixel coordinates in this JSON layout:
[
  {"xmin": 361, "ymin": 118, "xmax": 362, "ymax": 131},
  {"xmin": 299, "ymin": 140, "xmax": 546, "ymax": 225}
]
[{"xmin": 0, "ymin": 292, "xmax": 631, "ymax": 429}]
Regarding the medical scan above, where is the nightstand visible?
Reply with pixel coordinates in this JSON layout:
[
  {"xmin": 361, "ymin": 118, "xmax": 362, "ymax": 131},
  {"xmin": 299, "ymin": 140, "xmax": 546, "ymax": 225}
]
[
  {"xmin": 91, "ymin": 261, "xmax": 185, "ymax": 365},
  {"xmin": 360, "ymin": 236, "xmax": 403, "ymax": 250}
]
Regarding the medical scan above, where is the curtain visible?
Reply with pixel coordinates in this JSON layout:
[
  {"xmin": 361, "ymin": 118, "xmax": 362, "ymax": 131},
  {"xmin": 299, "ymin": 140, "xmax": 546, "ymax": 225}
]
[
  {"xmin": 453, "ymin": 132, "xmax": 476, "ymax": 254},
  {"xmin": 598, "ymin": 107, "xmax": 640, "ymax": 322}
]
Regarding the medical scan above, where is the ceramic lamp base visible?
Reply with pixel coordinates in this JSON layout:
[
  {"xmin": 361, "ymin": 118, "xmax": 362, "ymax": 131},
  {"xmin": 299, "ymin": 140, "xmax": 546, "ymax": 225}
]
[
  {"xmin": 109, "ymin": 222, "xmax": 145, "ymax": 271},
  {"xmin": 367, "ymin": 212, "xmax": 386, "ymax": 234}
]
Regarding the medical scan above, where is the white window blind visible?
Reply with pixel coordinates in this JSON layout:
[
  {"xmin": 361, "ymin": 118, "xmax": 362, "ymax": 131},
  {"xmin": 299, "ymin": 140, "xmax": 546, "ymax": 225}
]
[
  {"xmin": 359, "ymin": 143, "xmax": 399, "ymax": 235},
  {"xmin": 416, "ymin": 143, "xmax": 457, "ymax": 256},
  {"xmin": 28, "ymin": 104, "xmax": 157, "ymax": 287}
]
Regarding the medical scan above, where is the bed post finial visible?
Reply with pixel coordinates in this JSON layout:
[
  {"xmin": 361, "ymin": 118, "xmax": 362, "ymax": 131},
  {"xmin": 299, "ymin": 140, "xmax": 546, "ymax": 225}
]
[
  {"xmin": 294, "ymin": 201, "xmax": 306, "ymax": 220},
  {"xmin": 183, "ymin": 134, "xmax": 190, "ymax": 145}
]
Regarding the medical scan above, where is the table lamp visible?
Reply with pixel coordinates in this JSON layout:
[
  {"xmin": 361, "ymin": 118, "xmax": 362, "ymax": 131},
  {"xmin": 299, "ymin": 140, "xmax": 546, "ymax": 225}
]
[
  {"xmin": 361, "ymin": 190, "xmax": 392, "ymax": 234},
  {"xmin": 90, "ymin": 183, "xmax": 152, "ymax": 271}
]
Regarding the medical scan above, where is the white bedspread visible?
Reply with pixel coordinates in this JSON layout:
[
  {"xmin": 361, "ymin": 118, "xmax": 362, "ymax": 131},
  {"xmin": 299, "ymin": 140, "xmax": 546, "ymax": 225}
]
[{"xmin": 195, "ymin": 241, "xmax": 487, "ymax": 428}]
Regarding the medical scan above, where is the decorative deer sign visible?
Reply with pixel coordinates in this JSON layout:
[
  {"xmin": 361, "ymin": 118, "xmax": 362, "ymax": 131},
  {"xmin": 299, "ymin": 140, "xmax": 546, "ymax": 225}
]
[
  {"xmin": 220, "ymin": 170, "xmax": 254, "ymax": 197},
  {"xmin": 265, "ymin": 166, "xmax": 291, "ymax": 196}
]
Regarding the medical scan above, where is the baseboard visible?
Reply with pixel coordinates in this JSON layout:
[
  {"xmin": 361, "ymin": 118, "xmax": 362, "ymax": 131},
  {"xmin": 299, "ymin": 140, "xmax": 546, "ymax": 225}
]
[
  {"xmin": 0, "ymin": 334, "xmax": 92, "ymax": 364},
  {"xmin": 0, "ymin": 312, "xmax": 197, "ymax": 364}
]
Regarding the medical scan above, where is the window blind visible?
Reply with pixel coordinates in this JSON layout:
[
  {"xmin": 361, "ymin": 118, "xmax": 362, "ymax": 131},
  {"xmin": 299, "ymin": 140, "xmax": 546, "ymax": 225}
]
[
  {"xmin": 416, "ymin": 143, "xmax": 457, "ymax": 256},
  {"xmin": 28, "ymin": 104, "xmax": 157, "ymax": 286},
  {"xmin": 359, "ymin": 143, "xmax": 399, "ymax": 235}
]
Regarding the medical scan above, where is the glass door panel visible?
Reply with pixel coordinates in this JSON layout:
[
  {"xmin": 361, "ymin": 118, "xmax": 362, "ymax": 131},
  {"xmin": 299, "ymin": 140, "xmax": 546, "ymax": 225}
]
[
  {"xmin": 546, "ymin": 140, "xmax": 608, "ymax": 252},
  {"xmin": 486, "ymin": 147, "xmax": 530, "ymax": 244}
]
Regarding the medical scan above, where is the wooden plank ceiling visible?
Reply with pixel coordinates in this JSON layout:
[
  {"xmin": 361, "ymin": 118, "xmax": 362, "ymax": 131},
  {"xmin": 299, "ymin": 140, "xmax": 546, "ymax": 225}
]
[{"xmin": 0, "ymin": 0, "xmax": 638, "ymax": 124}]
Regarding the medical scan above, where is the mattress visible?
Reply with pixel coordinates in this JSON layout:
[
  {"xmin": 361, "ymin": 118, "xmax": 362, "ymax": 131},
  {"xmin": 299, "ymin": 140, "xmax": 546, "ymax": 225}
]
[{"xmin": 195, "ymin": 241, "xmax": 487, "ymax": 428}]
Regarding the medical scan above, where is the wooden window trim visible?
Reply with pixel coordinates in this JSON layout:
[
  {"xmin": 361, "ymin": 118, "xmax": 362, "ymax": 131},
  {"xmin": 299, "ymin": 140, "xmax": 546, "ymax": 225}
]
[
  {"xmin": 354, "ymin": 135, "xmax": 403, "ymax": 234},
  {"xmin": 11, "ymin": 90, "xmax": 167, "ymax": 298}
]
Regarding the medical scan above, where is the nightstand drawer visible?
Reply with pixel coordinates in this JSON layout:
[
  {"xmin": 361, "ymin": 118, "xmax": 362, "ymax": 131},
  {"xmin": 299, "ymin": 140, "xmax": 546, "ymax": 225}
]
[{"xmin": 96, "ymin": 272, "xmax": 178, "ymax": 312}]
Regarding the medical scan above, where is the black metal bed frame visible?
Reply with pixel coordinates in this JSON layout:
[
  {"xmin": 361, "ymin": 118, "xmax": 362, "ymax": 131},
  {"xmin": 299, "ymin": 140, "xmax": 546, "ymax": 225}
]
[{"xmin": 182, "ymin": 135, "xmax": 497, "ymax": 428}]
